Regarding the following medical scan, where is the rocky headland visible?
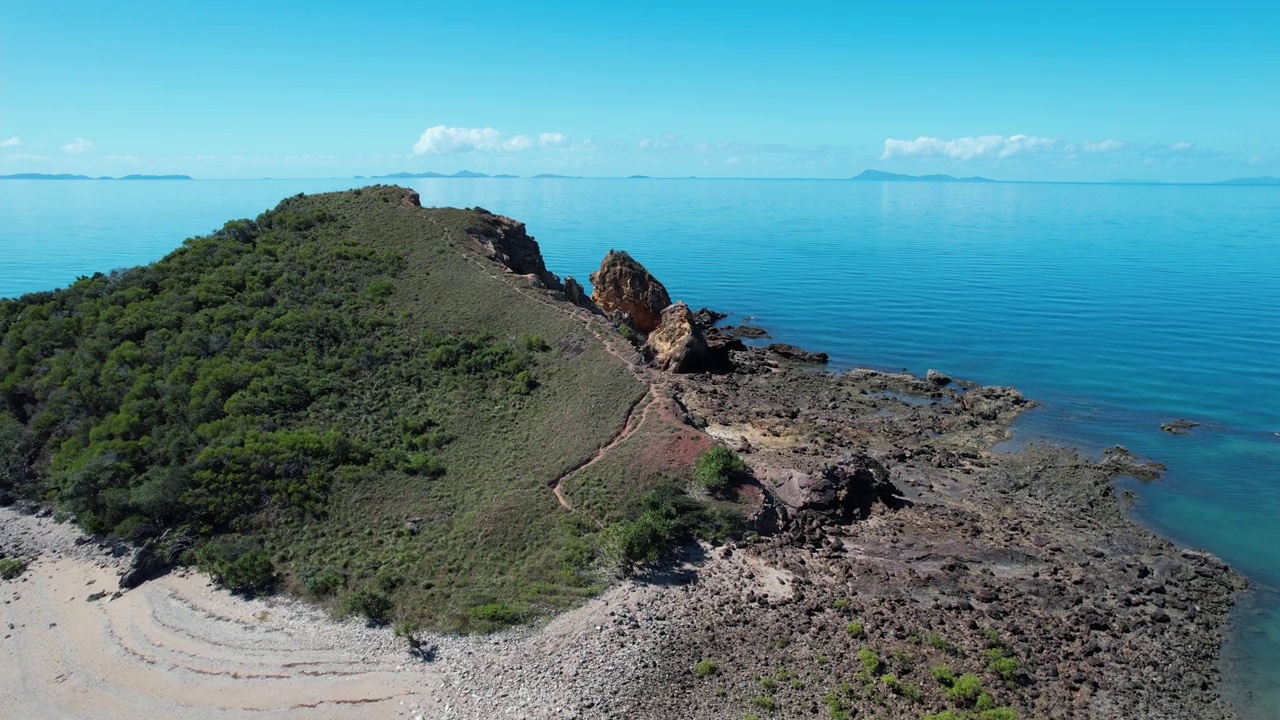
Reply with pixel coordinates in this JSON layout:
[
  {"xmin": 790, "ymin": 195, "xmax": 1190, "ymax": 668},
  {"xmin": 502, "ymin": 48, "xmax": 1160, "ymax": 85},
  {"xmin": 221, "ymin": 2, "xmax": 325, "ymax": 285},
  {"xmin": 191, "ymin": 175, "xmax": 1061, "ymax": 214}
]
[{"xmin": 0, "ymin": 188, "xmax": 1246, "ymax": 719}]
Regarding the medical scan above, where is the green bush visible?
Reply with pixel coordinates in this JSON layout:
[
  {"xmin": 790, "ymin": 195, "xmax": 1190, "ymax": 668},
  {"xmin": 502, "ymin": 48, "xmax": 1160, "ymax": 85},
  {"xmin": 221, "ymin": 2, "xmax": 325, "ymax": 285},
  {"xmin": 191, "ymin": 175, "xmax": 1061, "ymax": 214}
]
[
  {"xmin": 365, "ymin": 279, "xmax": 395, "ymax": 300},
  {"xmin": 297, "ymin": 565, "xmax": 346, "ymax": 597},
  {"xmin": 693, "ymin": 659, "xmax": 718, "ymax": 677},
  {"xmin": 341, "ymin": 587, "xmax": 394, "ymax": 624},
  {"xmin": 693, "ymin": 446, "xmax": 747, "ymax": 492},
  {"xmin": 845, "ymin": 621, "xmax": 864, "ymax": 637},
  {"xmin": 0, "ymin": 557, "xmax": 27, "ymax": 580},
  {"xmin": 857, "ymin": 648, "xmax": 882, "ymax": 675},
  {"xmin": 931, "ymin": 664, "xmax": 957, "ymax": 685},
  {"xmin": 947, "ymin": 673, "xmax": 985, "ymax": 704},
  {"xmin": 196, "ymin": 543, "xmax": 277, "ymax": 596}
]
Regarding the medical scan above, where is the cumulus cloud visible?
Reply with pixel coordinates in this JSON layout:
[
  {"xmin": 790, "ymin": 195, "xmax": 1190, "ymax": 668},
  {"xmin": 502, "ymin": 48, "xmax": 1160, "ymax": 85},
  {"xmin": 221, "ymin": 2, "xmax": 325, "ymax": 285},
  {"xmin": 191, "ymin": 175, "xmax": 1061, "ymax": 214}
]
[
  {"xmin": 62, "ymin": 137, "xmax": 93, "ymax": 154},
  {"xmin": 1083, "ymin": 139, "xmax": 1124, "ymax": 153},
  {"xmin": 412, "ymin": 125, "xmax": 561, "ymax": 155},
  {"xmin": 881, "ymin": 134, "xmax": 1057, "ymax": 161},
  {"xmin": 1170, "ymin": 141, "xmax": 1194, "ymax": 152},
  {"xmin": 0, "ymin": 137, "xmax": 20, "ymax": 148},
  {"xmin": 1249, "ymin": 154, "xmax": 1269, "ymax": 165}
]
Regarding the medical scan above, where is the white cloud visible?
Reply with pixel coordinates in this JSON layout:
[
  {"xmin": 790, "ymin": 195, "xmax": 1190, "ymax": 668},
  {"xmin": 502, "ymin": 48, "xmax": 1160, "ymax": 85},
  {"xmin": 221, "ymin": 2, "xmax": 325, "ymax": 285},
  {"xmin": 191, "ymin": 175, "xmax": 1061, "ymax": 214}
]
[
  {"xmin": 0, "ymin": 137, "xmax": 20, "ymax": 148},
  {"xmin": 1083, "ymin": 139, "xmax": 1124, "ymax": 153},
  {"xmin": 411, "ymin": 125, "xmax": 560, "ymax": 155},
  {"xmin": 62, "ymin": 137, "xmax": 93, "ymax": 154},
  {"xmin": 1249, "ymin": 154, "xmax": 1268, "ymax": 165},
  {"xmin": 1170, "ymin": 141, "xmax": 1193, "ymax": 152},
  {"xmin": 881, "ymin": 134, "xmax": 1057, "ymax": 161}
]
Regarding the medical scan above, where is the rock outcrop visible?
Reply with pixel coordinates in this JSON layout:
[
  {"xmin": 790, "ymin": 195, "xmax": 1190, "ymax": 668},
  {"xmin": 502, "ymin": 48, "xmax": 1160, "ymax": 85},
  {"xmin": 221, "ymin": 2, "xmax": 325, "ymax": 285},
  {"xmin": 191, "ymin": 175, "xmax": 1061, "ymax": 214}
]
[
  {"xmin": 562, "ymin": 276, "xmax": 599, "ymax": 313},
  {"xmin": 645, "ymin": 302, "xmax": 708, "ymax": 373},
  {"xmin": 589, "ymin": 250, "xmax": 671, "ymax": 333},
  {"xmin": 763, "ymin": 454, "xmax": 901, "ymax": 527},
  {"xmin": 766, "ymin": 343, "xmax": 829, "ymax": 364},
  {"xmin": 466, "ymin": 211, "xmax": 562, "ymax": 290}
]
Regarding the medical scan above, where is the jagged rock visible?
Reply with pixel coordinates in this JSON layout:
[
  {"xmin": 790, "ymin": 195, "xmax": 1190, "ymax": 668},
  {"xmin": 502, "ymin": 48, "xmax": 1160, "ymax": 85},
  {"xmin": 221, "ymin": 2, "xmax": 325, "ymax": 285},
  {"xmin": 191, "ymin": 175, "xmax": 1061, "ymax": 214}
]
[
  {"xmin": 693, "ymin": 308, "xmax": 727, "ymax": 326},
  {"xmin": 589, "ymin": 250, "xmax": 672, "ymax": 333},
  {"xmin": 764, "ymin": 454, "xmax": 902, "ymax": 526},
  {"xmin": 118, "ymin": 539, "xmax": 171, "ymax": 590},
  {"xmin": 703, "ymin": 328, "xmax": 746, "ymax": 370},
  {"xmin": 766, "ymin": 343, "xmax": 829, "ymax": 364},
  {"xmin": 960, "ymin": 385, "xmax": 1028, "ymax": 420},
  {"xmin": 562, "ymin": 276, "xmax": 599, "ymax": 312},
  {"xmin": 728, "ymin": 325, "xmax": 771, "ymax": 339},
  {"xmin": 466, "ymin": 211, "xmax": 562, "ymax": 290},
  {"xmin": 1161, "ymin": 418, "xmax": 1200, "ymax": 435},
  {"xmin": 646, "ymin": 302, "xmax": 708, "ymax": 373},
  {"xmin": 926, "ymin": 369, "xmax": 952, "ymax": 386}
]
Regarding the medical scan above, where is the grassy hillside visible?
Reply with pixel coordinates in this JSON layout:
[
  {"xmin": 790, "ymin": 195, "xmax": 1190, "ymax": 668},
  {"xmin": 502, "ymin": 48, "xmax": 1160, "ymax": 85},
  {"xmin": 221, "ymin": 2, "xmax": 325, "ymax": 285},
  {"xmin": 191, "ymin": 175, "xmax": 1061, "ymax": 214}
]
[{"xmin": 0, "ymin": 185, "xmax": 684, "ymax": 630}]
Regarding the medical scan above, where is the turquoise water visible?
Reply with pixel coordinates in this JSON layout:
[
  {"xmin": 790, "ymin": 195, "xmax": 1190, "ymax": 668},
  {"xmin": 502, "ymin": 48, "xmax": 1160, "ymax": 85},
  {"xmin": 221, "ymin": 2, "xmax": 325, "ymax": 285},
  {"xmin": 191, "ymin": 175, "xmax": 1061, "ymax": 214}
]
[{"xmin": 3, "ymin": 178, "xmax": 1279, "ymax": 714}]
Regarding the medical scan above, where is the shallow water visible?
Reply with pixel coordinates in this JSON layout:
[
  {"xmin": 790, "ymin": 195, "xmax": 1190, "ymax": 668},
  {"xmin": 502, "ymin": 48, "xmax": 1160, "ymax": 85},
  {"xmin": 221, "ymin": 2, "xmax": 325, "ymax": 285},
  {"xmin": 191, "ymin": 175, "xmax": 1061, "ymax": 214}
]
[{"xmin": 3, "ymin": 177, "xmax": 1278, "ymax": 715}]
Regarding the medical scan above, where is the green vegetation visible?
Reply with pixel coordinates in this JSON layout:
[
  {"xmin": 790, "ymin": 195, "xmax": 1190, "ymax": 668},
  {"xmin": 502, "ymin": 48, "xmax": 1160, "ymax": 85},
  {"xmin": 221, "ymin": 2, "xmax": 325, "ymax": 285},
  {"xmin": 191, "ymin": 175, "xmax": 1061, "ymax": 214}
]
[
  {"xmin": 750, "ymin": 696, "xmax": 775, "ymax": 711},
  {"xmin": 857, "ymin": 648, "xmax": 882, "ymax": 675},
  {"xmin": 0, "ymin": 186, "xmax": 722, "ymax": 630},
  {"xmin": 984, "ymin": 648, "xmax": 1020, "ymax": 681},
  {"xmin": 0, "ymin": 556, "xmax": 26, "ymax": 580},
  {"xmin": 931, "ymin": 664, "xmax": 957, "ymax": 686},
  {"xmin": 845, "ymin": 621, "xmax": 864, "ymax": 637},
  {"xmin": 822, "ymin": 691, "xmax": 850, "ymax": 719},
  {"xmin": 947, "ymin": 674, "xmax": 985, "ymax": 705},
  {"xmin": 694, "ymin": 659, "xmax": 719, "ymax": 677},
  {"xmin": 693, "ymin": 445, "xmax": 747, "ymax": 493}
]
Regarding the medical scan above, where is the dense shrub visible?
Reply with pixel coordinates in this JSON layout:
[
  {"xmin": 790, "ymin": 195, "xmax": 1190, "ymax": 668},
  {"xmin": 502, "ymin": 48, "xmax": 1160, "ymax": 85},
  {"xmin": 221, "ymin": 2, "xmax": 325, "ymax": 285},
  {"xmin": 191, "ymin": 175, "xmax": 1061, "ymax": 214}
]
[
  {"xmin": 693, "ymin": 446, "xmax": 746, "ymax": 492},
  {"xmin": 195, "ymin": 543, "xmax": 277, "ymax": 596},
  {"xmin": 340, "ymin": 587, "xmax": 394, "ymax": 624},
  {"xmin": 0, "ymin": 557, "xmax": 27, "ymax": 580}
]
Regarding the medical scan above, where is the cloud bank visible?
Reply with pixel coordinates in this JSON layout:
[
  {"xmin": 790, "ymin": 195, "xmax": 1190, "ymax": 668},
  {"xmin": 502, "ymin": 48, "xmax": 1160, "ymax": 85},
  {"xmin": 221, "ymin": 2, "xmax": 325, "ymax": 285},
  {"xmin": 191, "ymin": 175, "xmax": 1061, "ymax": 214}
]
[
  {"xmin": 881, "ymin": 134, "xmax": 1057, "ymax": 161},
  {"xmin": 0, "ymin": 137, "xmax": 20, "ymax": 148},
  {"xmin": 412, "ymin": 126, "xmax": 565, "ymax": 155},
  {"xmin": 62, "ymin": 137, "xmax": 93, "ymax": 154}
]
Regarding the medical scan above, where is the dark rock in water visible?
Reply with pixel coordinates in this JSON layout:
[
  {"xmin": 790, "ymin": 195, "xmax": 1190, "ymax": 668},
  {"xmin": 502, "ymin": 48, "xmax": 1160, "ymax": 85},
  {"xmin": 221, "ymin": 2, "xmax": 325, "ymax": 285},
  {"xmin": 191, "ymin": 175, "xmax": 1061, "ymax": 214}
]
[
  {"xmin": 1161, "ymin": 418, "xmax": 1200, "ymax": 435},
  {"xmin": 959, "ymin": 385, "xmax": 1027, "ymax": 420},
  {"xmin": 728, "ymin": 325, "xmax": 771, "ymax": 339},
  {"xmin": 926, "ymin": 369, "xmax": 952, "ymax": 385},
  {"xmin": 693, "ymin": 308, "xmax": 727, "ymax": 326},
  {"xmin": 646, "ymin": 302, "xmax": 709, "ymax": 373},
  {"xmin": 766, "ymin": 343, "xmax": 829, "ymax": 364},
  {"xmin": 466, "ymin": 211, "xmax": 563, "ymax": 291},
  {"xmin": 562, "ymin": 276, "xmax": 600, "ymax": 313},
  {"xmin": 589, "ymin": 250, "xmax": 672, "ymax": 333}
]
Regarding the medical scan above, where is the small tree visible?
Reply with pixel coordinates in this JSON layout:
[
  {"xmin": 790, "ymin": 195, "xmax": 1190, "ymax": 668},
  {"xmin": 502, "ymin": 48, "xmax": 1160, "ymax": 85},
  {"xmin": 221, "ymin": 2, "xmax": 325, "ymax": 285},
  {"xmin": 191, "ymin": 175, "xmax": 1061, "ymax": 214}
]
[{"xmin": 693, "ymin": 446, "xmax": 746, "ymax": 493}]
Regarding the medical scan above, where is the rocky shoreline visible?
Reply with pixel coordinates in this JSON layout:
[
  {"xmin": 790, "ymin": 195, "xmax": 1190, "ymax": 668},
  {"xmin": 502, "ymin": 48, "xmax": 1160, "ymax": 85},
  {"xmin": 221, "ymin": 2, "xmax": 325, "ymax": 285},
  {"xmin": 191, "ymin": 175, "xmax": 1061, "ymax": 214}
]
[{"xmin": 0, "ymin": 207, "xmax": 1250, "ymax": 719}]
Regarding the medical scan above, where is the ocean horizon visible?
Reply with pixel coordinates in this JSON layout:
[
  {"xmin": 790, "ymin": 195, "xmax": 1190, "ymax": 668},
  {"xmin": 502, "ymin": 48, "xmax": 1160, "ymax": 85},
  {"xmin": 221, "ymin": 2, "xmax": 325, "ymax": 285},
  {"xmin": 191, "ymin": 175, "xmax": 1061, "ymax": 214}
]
[{"xmin": 3, "ymin": 177, "xmax": 1278, "ymax": 716}]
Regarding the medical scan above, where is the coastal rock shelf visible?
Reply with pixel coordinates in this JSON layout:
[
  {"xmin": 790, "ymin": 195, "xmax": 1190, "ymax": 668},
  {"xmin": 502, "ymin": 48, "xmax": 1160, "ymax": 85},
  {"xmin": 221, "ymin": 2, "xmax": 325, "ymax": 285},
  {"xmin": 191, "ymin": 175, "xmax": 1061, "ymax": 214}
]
[{"xmin": 0, "ymin": 186, "xmax": 1247, "ymax": 719}]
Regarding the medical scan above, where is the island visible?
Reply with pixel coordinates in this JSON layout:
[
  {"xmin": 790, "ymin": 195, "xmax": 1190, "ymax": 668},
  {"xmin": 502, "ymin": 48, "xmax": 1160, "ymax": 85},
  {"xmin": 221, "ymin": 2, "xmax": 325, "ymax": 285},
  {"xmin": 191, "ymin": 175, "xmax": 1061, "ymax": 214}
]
[
  {"xmin": 851, "ymin": 169, "xmax": 995, "ymax": 183},
  {"xmin": 0, "ymin": 186, "xmax": 1242, "ymax": 720}
]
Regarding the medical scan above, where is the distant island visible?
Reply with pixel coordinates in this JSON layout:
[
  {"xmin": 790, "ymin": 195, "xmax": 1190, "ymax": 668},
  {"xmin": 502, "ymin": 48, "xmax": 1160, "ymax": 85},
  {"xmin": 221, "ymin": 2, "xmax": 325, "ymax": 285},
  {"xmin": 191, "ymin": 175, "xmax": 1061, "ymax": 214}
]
[
  {"xmin": 627, "ymin": 175, "xmax": 652, "ymax": 179},
  {"xmin": 1213, "ymin": 176, "xmax": 1280, "ymax": 185},
  {"xmin": 851, "ymin": 169, "xmax": 994, "ymax": 183},
  {"xmin": 370, "ymin": 170, "xmax": 519, "ymax": 179},
  {"xmin": 531, "ymin": 173, "xmax": 581, "ymax": 179},
  {"xmin": 0, "ymin": 173, "xmax": 193, "ymax": 180}
]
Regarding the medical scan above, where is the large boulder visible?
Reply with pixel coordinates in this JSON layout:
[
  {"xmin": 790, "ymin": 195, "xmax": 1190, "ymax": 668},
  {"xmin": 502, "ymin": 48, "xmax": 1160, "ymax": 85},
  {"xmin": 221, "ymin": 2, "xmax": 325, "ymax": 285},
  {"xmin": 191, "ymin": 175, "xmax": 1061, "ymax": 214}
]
[
  {"xmin": 646, "ymin": 302, "xmax": 709, "ymax": 373},
  {"xmin": 466, "ymin": 211, "xmax": 562, "ymax": 290},
  {"xmin": 589, "ymin": 250, "xmax": 672, "ymax": 333},
  {"xmin": 562, "ymin": 275, "xmax": 600, "ymax": 313},
  {"xmin": 764, "ymin": 454, "xmax": 902, "ymax": 525}
]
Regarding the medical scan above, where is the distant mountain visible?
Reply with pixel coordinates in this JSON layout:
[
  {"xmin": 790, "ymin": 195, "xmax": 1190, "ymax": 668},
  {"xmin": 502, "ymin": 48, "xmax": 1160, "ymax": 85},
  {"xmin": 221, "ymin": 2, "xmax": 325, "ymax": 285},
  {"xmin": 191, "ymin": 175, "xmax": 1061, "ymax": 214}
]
[
  {"xmin": 371, "ymin": 170, "xmax": 494, "ymax": 179},
  {"xmin": 627, "ymin": 175, "xmax": 651, "ymax": 179},
  {"xmin": 492, "ymin": 174, "xmax": 520, "ymax": 178},
  {"xmin": 531, "ymin": 173, "xmax": 580, "ymax": 179},
  {"xmin": 373, "ymin": 172, "xmax": 446, "ymax": 179},
  {"xmin": 1213, "ymin": 176, "xmax": 1280, "ymax": 186},
  {"xmin": 0, "ymin": 173, "xmax": 191, "ymax": 180},
  {"xmin": 851, "ymin": 169, "xmax": 995, "ymax": 183}
]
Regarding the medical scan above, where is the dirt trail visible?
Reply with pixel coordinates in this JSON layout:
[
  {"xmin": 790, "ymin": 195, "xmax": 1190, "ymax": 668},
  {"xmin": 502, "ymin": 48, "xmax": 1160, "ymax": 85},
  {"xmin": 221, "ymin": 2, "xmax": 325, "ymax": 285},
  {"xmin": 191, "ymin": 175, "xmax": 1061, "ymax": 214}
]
[{"xmin": 429, "ymin": 215, "xmax": 690, "ymax": 514}]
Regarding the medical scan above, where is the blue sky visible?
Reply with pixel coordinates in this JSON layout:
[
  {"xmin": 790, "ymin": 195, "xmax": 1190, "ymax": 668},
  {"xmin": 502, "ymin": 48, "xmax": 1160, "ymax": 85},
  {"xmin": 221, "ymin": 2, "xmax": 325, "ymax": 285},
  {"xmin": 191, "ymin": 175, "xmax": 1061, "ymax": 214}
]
[{"xmin": 1, "ymin": 1, "xmax": 1276, "ymax": 181}]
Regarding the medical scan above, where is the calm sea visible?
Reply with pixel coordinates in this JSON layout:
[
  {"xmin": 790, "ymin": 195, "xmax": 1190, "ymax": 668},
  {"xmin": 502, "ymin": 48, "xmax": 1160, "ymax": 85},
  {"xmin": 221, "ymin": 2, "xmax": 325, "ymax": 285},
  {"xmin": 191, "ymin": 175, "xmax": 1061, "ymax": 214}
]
[{"xmin": 3, "ymin": 178, "xmax": 1278, "ymax": 715}]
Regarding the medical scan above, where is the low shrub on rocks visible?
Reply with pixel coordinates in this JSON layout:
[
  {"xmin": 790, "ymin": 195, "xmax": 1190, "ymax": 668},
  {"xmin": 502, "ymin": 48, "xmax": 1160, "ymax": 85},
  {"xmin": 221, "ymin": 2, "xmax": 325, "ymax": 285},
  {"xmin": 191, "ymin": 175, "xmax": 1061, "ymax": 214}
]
[{"xmin": 0, "ymin": 556, "xmax": 26, "ymax": 580}]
